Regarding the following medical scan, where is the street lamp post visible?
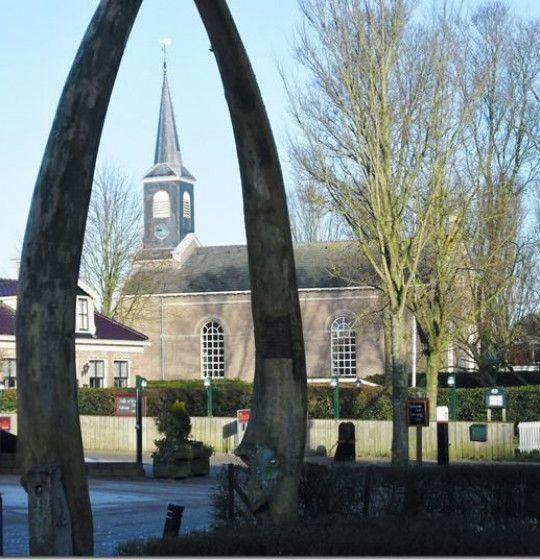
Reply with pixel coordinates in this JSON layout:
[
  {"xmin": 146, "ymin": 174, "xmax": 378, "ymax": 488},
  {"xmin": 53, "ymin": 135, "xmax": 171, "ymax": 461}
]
[
  {"xmin": 0, "ymin": 381, "xmax": 5, "ymax": 414},
  {"xmin": 204, "ymin": 376, "xmax": 213, "ymax": 417},
  {"xmin": 330, "ymin": 375, "xmax": 340, "ymax": 419},
  {"xmin": 447, "ymin": 374, "xmax": 457, "ymax": 421},
  {"xmin": 135, "ymin": 375, "xmax": 147, "ymax": 465}
]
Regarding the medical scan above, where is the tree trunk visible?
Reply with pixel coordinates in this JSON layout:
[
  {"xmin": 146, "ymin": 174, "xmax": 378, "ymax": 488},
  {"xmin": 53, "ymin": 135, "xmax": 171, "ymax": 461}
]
[
  {"xmin": 390, "ymin": 311, "xmax": 409, "ymax": 466},
  {"xmin": 425, "ymin": 345, "xmax": 443, "ymax": 422},
  {"xmin": 194, "ymin": 0, "xmax": 307, "ymax": 523},
  {"xmin": 16, "ymin": 1, "xmax": 141, "ymax": 554},
  {"xmin": 383, "ymin": 306, "xmax": 393, "ymax": 386}
]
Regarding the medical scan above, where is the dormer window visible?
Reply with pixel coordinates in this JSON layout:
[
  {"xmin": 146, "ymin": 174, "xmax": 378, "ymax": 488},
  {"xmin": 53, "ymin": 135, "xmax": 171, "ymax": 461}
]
[
  {"xmin": 153, "ymin": 190, "xmax": 171, "ymax": 218},
  {"xmin": 77, "ymin": 297, "xmax": 90, "ymax": 332},
  {"xmin": 183, "ymin": 192, "xmax": 191, "ymax": 219}
]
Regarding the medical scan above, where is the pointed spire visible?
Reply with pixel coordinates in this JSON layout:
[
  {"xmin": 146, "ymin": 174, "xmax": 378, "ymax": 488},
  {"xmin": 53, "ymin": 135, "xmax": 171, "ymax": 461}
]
[{"xmin": 154, "ymin": 39, "xmax": 182, "ymax": 173}]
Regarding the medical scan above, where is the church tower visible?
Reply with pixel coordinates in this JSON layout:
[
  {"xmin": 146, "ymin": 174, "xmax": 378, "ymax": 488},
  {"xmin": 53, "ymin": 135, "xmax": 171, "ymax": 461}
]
[{"xmin": 142, "ymin": 58, "xmax": 195, "ymax": 253}]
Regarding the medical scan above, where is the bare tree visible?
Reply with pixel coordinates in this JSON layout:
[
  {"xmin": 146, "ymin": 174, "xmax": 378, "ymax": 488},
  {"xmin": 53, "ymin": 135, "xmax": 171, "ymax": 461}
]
[
  {"xmin": 80, "ymin": 163, "xmax": 142, "ymax": 319},
  {"xmin": 288, "ymin": 177, "xmax": 349, "ymax": 242},
  {"xmin": 454, "ymin": 2, "xmax": 540, "ymax": 380},
  {"xmin": 289, "ymin": 0, "xmax": 468, "ymax": 464},
  {"xmin": 195, "ymin": 0, "xmax": 307, "ymax": 522},
  {"xmin": 16, "ymin": 1, "xmax": 141, "ymax": 554}
]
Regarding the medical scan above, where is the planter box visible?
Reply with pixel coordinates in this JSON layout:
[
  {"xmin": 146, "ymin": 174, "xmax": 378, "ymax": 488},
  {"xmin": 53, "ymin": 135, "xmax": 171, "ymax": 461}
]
[{"xmin": 153, "ymin": 440, "xmax": 211, "ymax": 479}]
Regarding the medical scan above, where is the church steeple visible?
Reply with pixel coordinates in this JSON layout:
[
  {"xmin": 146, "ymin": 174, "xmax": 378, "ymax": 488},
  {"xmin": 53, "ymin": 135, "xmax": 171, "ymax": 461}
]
[
  {"xmin": 154, "ymin": 72, "xmax": 183, "ymax": 175},
  {"xmin": 141, "ymin": 40, "xmax": 196, "ymax": 256}
]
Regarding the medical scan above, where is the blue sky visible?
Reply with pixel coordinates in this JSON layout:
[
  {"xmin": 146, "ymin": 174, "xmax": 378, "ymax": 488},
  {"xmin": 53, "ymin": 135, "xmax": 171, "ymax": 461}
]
[
  {"xmin": 1, "ymin": 0, "xmax": 540, "ymax": 276},
  {"xmin": 0, "ymin": 0, "xmax": 302, "ymax": 276}
]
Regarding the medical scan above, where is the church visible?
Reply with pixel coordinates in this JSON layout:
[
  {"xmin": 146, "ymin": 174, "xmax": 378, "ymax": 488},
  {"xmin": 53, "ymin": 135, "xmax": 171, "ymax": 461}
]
[{"xmin": 124, "ymin": 66, "xmax": 391, "ymax": 387}]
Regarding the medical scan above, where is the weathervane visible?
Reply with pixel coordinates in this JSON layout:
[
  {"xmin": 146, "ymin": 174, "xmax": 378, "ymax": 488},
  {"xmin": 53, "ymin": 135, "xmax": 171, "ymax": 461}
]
[{"xmin": 160, "ymin": 37, "xmax": 172, "ymax": 73}]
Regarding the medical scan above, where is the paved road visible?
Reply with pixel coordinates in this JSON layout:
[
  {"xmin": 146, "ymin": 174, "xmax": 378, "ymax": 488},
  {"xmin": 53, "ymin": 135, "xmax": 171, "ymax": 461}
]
[{"xmin": 1, "ymin": 454, "xmax": 243, "ymax": 556}]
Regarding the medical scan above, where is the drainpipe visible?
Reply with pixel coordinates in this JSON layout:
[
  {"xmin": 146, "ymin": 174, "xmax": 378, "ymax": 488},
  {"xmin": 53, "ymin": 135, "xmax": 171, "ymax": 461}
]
[{"xmin": 160, "ymin": 296, "xmax": 165, "ymax": 381}]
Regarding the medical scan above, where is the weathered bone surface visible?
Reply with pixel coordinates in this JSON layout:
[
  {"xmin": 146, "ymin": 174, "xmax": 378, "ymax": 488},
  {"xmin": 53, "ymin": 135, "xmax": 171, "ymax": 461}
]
[
  {"xmin": 27, "ymin": 465, "xmax": 72, "ymax": 555},
  {"xmin": 194, "ymin": 0, "xmax": 307, "ymax": 522},
  {"xmin": 16, "ymin": 0, "xmax": 142, "ymax": 554}
]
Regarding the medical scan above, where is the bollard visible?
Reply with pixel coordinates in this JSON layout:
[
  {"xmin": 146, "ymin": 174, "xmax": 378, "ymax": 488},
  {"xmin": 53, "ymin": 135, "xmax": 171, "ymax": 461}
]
[
  {"xmin": 437, "ymin": 422, "xmax": 449, "ymax": 466},
  {"xmin": 1, "ymin": 493, "xmax": 3, "ymax": 556},
  {"xmin": 163, "ymin": 504, "xmax": 184, "ymax": 538}
]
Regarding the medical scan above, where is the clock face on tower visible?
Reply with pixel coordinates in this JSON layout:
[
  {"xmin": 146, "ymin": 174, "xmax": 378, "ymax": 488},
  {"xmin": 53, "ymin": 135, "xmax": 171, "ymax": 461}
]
[{"xmin": 154, "ymin": 223, "xmax": 169, "ymax": 240}]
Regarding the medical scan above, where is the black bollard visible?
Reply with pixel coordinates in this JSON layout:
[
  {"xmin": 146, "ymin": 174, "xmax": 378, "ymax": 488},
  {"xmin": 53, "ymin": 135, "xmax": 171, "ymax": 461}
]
[
  {"xmin": 163, "ymin": 504, "xmax": 184, "ymax": 538},
  {"xmin": 437, "ymin": 422, "xmax": 449, "ymax": 466},
  {"xmin": 334, "ymin": 422, "xmax": 356, "ymax": 461}
]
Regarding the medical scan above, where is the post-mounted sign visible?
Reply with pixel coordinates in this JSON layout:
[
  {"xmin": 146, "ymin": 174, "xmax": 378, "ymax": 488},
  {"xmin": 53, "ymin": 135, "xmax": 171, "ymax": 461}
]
[
  {"xmin": 408, "ymin": 398, "xmax": 430, "ymax": 427},
  {"xmin": 114, "ymin": 393, "xmax": 146, "ymax": 416},
  {"xmin": 484, "ymin": 387, "xmax": 507, "ymax": 409}
]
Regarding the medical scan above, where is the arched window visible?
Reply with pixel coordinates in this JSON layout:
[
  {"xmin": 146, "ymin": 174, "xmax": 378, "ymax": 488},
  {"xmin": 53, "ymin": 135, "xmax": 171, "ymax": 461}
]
[
  {"xmin": 331, "ymin": 316, "xmax": 356, "ymax": 377},
  {"xmin": 183, "ymin": 191, "xmax": 191, "ymax": 219},
  {"xmin": 153, "ymin": 190, "xmax": 170, "ymax": 218},
  {"xmin": 201, "ymin": 321, "xmax": 224, "ymax": 378}
]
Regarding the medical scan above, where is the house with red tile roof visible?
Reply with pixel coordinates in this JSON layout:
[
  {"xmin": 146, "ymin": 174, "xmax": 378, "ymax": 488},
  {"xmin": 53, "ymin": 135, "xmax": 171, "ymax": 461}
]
[{"xmin": 0, "ymin": 278, "xmax": 149, "ymax": 389}]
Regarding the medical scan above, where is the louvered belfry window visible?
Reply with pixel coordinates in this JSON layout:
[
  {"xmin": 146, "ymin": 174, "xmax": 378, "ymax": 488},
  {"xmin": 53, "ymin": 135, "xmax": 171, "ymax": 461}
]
[
  {"xmin": 153, "ymin": 190, "xmax": 171, "ymax": 218},
  {"xmin": 183, "ymin": 191, "xmax": 191, "ymax": 219}
]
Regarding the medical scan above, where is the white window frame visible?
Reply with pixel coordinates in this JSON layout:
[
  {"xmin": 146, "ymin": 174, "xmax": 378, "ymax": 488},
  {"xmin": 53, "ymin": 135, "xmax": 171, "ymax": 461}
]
[
  {"xmin": 330, "ymin": 316, "xmax": 357, "ymax": 377},
  {"xmin": 88, "ymin": 359, "xmax": 105, "ymax": 388},
  {"xmin": 113, "ymin": 359, "xmax": 130, "ymax": 388},
  {"xmin": 201, "ymin": 321, "xmax": 225, "ymax": 379},
  {"xmin": 153, "ymin": 190, "xmax": 171, "ymax": 218},
  {"xmin": 2, "ymin": 358, "xmax": 16, "ymax": 388},
  {"xmin": 182, "ymin": 191, "xmax": 191, "ymax": 219},
  {"xmin": 77, "ymin": 297, "xmax": 90, "ymax": 332}
]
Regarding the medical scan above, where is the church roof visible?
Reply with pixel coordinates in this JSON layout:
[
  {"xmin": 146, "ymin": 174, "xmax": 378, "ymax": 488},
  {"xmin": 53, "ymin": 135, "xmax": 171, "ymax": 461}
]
[
  {"xmin": 127, "ymin": 242, "xmax": 378, "ymax": 294},
  {"xmin": 143, "ymin": 72, "xmax": 194, "ymax": 181}
]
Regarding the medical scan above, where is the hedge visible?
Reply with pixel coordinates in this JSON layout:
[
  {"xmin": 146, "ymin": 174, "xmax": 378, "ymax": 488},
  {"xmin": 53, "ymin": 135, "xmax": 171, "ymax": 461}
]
[{"xmin": 3, "ymin": 382, "xmax": 540, "ymax": 423}]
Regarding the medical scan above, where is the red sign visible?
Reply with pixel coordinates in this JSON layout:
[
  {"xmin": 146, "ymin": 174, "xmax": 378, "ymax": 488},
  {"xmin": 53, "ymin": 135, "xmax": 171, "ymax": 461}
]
[
  {"xmin": 0, "ymin": 416, "xmax": 11, "ymax": 430},
  {"xmin": 237, "ymin": 409, "xmax": 250, "ymax": 424}
]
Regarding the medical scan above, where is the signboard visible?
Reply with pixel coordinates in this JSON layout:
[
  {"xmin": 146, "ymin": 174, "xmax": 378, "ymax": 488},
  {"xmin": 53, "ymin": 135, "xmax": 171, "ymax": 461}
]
[
  {"xmin": 236, "ymin": 409, "xmax": 251, "ymax": 444},
  {"xmin": 484, "ymin": 387, "xmax": 507, "ymax": 409},
  {"xmin": 0, "ymin": 416, "xmax": 11, "ymax": 431},
  {"xmin": 407, "ymin": 399, "xmax": 429, "ymax": 427},
  {"xmin": 237, "ymin": 409, "xmax": 250, "ymax": 424},
  {"xmin": 436, "ymin": 406, "xmax": 449, "ymax": 423},
  {"xmin": 114, "ymin": 393, "xmax": 146, "ymax": 416}
]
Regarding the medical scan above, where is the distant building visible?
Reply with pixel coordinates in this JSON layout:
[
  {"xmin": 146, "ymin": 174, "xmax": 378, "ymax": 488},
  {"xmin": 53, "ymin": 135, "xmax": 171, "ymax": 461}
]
[
  {"xmin": 0, "ymin": 279, "xmax": 148, "ymax": 389},
  {"xmin": 123, "ymin": 65, "xmax": 396, "ymax": 386}
]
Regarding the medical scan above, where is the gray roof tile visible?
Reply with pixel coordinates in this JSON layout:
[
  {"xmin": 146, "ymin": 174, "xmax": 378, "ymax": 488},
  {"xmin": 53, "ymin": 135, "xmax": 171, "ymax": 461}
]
[{"xmin": 127, "ymin": 242, "xmax": 378, "ymax": 294}]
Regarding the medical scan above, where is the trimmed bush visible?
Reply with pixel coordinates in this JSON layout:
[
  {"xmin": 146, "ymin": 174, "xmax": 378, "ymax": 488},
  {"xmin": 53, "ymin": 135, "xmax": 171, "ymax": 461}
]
[
  {"xmin": 212, "ymin": 462, "xmax": 540, "ymax": 528},
  {"xmin": 4, "ymin": 380, "xmax": 540, "ymax": 423},
  {"xmin": 117, "ymin": 516, "xmax": 540, "ymax": 556}
]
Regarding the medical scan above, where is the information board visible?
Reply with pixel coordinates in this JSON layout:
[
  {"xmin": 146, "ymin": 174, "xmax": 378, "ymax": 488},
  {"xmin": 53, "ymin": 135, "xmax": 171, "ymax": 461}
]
[
  {"xmin": 236, "ymin": 409, "xmax": 251, "ymax": 444},
  {"xmin": 484, "ymin": 387, "xmax": 507, "ymax": 409},
  {"xmin": 407, "ymin": 399, "xmax": 429, "ymax": 427},
  {"xmin": 114, "ymin": 393, "xmax": 146, "ymax": 416}
]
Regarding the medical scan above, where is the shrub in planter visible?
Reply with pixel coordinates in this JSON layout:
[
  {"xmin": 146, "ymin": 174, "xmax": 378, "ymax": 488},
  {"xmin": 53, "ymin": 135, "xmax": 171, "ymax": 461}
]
[{"xmin": 152, "ymin": 397, "xmax": 212, "ymax": 479}]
